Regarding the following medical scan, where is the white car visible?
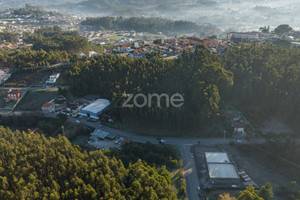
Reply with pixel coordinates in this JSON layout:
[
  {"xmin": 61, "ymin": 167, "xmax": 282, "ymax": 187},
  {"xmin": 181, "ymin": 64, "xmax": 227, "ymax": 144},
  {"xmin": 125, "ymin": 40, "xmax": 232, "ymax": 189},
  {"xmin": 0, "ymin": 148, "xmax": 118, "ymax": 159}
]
[{"xmin": 76, "ymin": 120, "xmax": 80, "ymax": 124}]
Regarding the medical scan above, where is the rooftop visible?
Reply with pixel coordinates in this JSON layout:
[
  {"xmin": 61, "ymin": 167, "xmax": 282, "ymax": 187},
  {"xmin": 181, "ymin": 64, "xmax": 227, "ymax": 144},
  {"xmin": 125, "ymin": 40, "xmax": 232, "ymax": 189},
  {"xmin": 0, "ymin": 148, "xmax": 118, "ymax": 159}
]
[
  {"xmin": 205, "ymin": 152, "xmax": 230, "ymax": 163},
  {"xmin": 42, "ymin": 103, "xmax": 54, "ymax": 108},
  {"xmin": 232, "ymin": 122, "xmax": 245, "ymax": 129},
  {"xmin": 208, "ymin": 163, "xmax": 239, "ymax": 179},
  {"xmin": 81, "ymin": 99, "xmax": 110, "ymax": 114}
]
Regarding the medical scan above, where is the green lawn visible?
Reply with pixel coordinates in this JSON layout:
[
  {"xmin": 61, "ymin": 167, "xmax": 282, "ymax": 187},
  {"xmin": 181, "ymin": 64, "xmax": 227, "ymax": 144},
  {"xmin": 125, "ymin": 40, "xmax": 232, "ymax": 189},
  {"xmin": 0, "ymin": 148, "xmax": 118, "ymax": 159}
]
[
  {"xmin": 4, "ymin": 100, "xmax": 17, "ymax": 109},
  {"xmin": 18, "ymin": 89, "xmax": 58, "ymax": 111}
]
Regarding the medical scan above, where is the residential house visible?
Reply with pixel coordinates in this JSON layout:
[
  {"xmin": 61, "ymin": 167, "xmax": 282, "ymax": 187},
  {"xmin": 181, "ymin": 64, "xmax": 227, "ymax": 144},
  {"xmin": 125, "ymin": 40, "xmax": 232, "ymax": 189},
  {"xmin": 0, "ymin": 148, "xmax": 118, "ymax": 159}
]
[
  {"xmin": 42, "ymin": 102, "xmax": 55, "ymax": 113},
  {"xmin": 232, "ymin": 122, "xmax": 245, "ymax": 134},
  {"xmin": 89, "ymin": 51, "xmax": 98, "ymax": 57},
  {"xmin": 118, "ymin": 44, "xmax": 131, "ymax": 52},
  {"xmin": 0, "ymin": 67, "xmax": 9, "ymax": 74},
  {"xmin": 46, "ymin": 73, "xmax": 60, "ymax": 84},
  {"xmin": 7, "ymin": 89, "xmax": 21, "ymax": 101}
]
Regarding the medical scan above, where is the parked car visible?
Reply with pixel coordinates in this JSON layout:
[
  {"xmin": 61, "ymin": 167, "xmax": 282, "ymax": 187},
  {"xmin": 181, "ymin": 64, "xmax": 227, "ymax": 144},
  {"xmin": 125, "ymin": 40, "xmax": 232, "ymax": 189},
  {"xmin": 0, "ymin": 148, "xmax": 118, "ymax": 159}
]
[
  {"xmin": 76, "ymin": 120, "xmax": 80, "ymax": 124},
  {"xmin": 159, "ymin": 139, "xmax": 166, "ymax": 144}
]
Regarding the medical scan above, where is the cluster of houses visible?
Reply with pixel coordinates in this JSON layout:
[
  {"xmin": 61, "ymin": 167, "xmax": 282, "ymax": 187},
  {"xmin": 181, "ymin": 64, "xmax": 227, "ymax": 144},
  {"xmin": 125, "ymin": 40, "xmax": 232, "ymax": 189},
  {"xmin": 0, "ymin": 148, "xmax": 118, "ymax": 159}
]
[
  {"xmin": 226, "ymin": 30, "xmax": 300, "ymax": 44},
  {"xmin": 42, "ymin": 97, "xmax": 111, "ymax": 121},
  {"xmin": 0, "ymin": 9, "xmax": 73, "ymax": 26},
  {"xmin": 42, "ymin": 95, "xmax": 83, "ymax": 116},
  {"xmin": 0, "ymin": 41, "xmax": 33, "ymax": 50},
  {"xmin": 222, "ymin": 112, "xmax": 246, "ymax": 136},
  {"xmin": 80, "ymin": 30, "xmax": 149, "ymax": 46},
  {"xmin": 102, "ymin": 36, "xmax": 230, "ymax": 60}
]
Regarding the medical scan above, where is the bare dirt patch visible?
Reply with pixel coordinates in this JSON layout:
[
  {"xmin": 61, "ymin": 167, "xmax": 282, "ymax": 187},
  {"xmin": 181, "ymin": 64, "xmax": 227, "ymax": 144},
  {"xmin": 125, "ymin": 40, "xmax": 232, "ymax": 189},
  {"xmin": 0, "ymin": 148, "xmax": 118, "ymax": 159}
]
[
  {"xmin": 260, "ymin": 118, "xmax": 292, "ymax": 135},
  {"xmin": 223, "ymin": 144, "xmax": 293, "ymax": 200}
]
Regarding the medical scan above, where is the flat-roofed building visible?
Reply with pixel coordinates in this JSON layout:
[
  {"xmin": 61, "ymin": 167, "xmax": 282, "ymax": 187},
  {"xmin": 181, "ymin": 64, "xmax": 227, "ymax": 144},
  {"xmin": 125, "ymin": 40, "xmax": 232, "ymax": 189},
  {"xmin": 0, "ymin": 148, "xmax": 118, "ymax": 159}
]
[
  {"xmin": 80, "ymin": 99, "xmax": 111, "ymax": 119},
  {"xmin": 205, "ymin": 152, "xmax": 230, "ymax": 163},
  {"xmin": 205, "ymin": 152, "xmax": 240, "ymax": 187}
]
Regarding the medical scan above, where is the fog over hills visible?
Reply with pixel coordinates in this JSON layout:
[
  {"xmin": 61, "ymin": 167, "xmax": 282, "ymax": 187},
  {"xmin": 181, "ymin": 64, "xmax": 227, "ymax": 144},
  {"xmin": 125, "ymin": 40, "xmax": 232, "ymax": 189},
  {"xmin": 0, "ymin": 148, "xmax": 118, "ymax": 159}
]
[{"xmin": 1, "ymin": 0, "xmax": 299, "ymax": 31}]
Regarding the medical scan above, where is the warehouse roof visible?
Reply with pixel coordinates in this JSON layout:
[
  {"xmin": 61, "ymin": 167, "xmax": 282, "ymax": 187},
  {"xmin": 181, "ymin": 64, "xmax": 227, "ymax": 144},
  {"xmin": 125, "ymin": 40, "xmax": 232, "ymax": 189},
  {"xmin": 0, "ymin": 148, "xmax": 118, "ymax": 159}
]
[
  {"xmin": 90, "ymin": 129, "xmax": 109, "ymax": 140},
  {"xmin": 81, "ymin": 99, "xmax": 110, "ymax": 114},
  {"xmin": 205, "ymin": 152, "xmax": 230, "ymax": 163},
  {"xmin": 208, "ymin": 163, "xmax": 239, "ymax": 179}
]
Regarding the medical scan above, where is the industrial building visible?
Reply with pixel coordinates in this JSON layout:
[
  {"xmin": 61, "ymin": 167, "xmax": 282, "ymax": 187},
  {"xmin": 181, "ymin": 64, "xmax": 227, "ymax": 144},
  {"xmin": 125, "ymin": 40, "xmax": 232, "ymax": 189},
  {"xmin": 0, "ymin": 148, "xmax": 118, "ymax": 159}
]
[
  {"xmin": 80, "ymin": 99, "xmax": 111, "ymax": 119},
  {"xmin": 205, "ymin": 152, "xmax": 240, "ymax": 187}
]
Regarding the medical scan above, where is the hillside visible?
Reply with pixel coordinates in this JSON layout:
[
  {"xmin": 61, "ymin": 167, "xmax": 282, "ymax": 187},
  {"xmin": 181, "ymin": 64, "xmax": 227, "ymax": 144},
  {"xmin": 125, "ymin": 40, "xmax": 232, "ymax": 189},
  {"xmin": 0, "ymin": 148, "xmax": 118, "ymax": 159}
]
[
  {"xmin": 81, "ymin": 16, "xmax": 218, "ymax": 35},
  {"xmin": 76, "ymin": 0, "xmax": 216, "ymax": 15},
  {"xmin": 0, "ymin": 127, "xmax": 177, "ymax": 199}
]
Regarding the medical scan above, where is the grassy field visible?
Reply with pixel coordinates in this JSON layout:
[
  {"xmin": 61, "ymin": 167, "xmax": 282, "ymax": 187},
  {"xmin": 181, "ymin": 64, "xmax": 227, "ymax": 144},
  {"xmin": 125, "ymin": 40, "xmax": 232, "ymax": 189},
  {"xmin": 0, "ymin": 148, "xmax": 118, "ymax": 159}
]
[
  {"xmin": 5, "ymin": 69, "xmax": 53, "ymax": 87},
  {"xmin": 4, "ymin": 100, "xmax": 17, "ymax": 109},
  {"xmin": 17, "ymin": 89, "xmax": 58, "ymax": 111}
]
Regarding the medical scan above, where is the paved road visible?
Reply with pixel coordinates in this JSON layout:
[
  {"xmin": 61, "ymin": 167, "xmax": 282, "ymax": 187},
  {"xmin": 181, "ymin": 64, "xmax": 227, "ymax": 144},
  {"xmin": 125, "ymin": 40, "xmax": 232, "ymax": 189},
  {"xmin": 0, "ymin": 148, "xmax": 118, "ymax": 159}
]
[
  {"xmin": 11, "ymin": 112, "xmax": 267, "ymax": 200},
  {"xmin": 63, "ymin": 115, "xmax": 267, "ymax": 200},
  {"xmin": 181, "ymin": 144, "xmax": 201, "ymax": 200}
]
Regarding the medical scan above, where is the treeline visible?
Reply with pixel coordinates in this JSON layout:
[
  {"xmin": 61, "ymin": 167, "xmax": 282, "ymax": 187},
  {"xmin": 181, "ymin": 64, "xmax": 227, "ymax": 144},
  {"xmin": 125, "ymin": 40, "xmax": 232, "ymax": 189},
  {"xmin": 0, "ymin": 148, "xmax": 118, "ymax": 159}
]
[
  {"xmin": 0, "ymin": 49, "xmax": 70, "ymax": 68},
  {"xmin": 0, "ymin": 127, "xmax": 177, "ymax": 199},
  {"xmin": 222, "ymin": 44, "xmax": 300, "ymax": 129},
  {"xmin": 219, "ymin": 184, "xmax": 273, "ymax": 200},
  {"xmin": 78, "ymin": 0, "xmax": 216, "ymax": 15},
  {"xmin": 12, "ymin": 6, "xmax": 60, "ymax": 18},
  {"xmin": 25, "ymin": 26, "xmax": 89, "ymax": 53},
  {"xmin": 107, "ymin": 142, "xmax": 178, "ymax": 169},
  {"xmin": 81, "ymin": 16, "xmax": 216, "ymax": 35},
  {"xmin": 66, "ymin": 46, "xmax": 233, "ymax": 132}
]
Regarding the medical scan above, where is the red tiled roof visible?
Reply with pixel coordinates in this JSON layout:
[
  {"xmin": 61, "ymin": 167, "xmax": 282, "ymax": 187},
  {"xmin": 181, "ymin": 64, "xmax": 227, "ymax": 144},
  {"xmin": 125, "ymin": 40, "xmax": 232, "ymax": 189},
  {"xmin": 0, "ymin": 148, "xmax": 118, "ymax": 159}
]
[
  {"xmin": 42, "ymin": 103, "xmax": 54, "ymax": 108},
  {"xmin": 8, "ymin": 89, "xmax": 20, "ymax": 95}
]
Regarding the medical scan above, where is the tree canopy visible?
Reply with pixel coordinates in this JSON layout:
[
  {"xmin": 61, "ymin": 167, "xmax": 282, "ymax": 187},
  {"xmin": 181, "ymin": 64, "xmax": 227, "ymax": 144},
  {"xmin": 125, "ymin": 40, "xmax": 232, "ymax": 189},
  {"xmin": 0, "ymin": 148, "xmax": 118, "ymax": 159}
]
[
  {"xmin": 66, "ymin": 46, "xmax": 233, "ymax": 132},
  {"xmin": 25, "ymin": 26, "xmax": 89, "ymax": 53},
  {"xmin": 0, "ymin": 126, "xmax": 177, "ymax": 200}
]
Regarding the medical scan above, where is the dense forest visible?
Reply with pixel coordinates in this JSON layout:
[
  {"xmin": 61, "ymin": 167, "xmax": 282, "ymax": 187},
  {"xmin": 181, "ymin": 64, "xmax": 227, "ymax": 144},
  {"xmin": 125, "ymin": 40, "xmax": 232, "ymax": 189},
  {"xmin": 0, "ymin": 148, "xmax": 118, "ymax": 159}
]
[
  {"xmin": 108, "ymin": 142, "xmax": 178, "ymax": 169},
  {"xmin": 0, "ymin": 127, "xmax": 178, "ymax": 199},
  {"xmin": 12, "ymin": 5, "xmax": 62, "ymax": 18},
  {"xmin": 81, "ymin": 17, "xmax": 217, "ymax": 35},
  {"xmin": 66, "ymin": 43, "xmax": 300, "ymax": 133},
  {"xmin": 25, "ymin": 26, "xmax": 89, "ymax": 53},
  {"xmin": 66, "ymin": 46, "xmax": 233, "ymax": 132},
  {"xmin": 222, "ymin": 44, "xmax": 300, "ymax": 129},
  {"xmin": 0, "ymin": 49, "xmax": 70, "ymax": 68}
]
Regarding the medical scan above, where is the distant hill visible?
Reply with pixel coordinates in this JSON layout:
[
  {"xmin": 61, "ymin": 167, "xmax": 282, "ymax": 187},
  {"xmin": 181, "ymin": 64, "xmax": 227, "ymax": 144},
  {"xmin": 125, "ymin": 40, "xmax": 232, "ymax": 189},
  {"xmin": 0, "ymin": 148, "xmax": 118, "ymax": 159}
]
[
  {"xmin": 81, "ymin": 16, "xmax": 219, "ymax": 36},
  {"xmin": 0, "ymin": 0, "xmax": 216, "ymax": 11},
  {"xmin": 0, "ymin": 0, "xmax": 80, "ymax": 10},
  {"xmin": 75, "ymin": 0, "xmax": 217, "ymax": 15}
]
